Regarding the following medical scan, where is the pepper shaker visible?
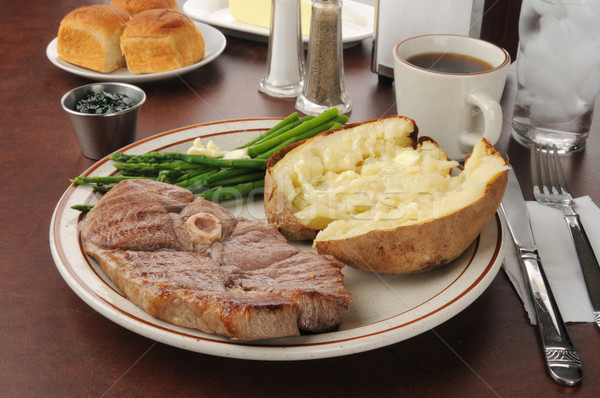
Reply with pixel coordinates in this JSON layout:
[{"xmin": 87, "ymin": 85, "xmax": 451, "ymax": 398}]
[
  {"xmin": 259, "ymin": 0, "xmax": 305, "ymax": 98},
  {"xmin": 295, "ymin": 0, "xmax": 351, "ymax": 115}
]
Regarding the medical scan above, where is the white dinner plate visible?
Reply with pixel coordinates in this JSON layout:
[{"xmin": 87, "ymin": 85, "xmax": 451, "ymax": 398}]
[
  {"xmin": 49, "ymin": 118, "xmax": 506, "ymax": 361},
  {"xmin": 182, "ymin": 0, "xmax": 374, "ymax": 46},
  {"xmin": 46, "ymin": 22, "xmax": 226, "ymax": 83}
]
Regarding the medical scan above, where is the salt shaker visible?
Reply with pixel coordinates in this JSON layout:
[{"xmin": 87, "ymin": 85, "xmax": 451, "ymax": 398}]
[
  {"xmin": 259, "ymin": 0, "xmax": 305, "ymax": 98},
  {"xmin": 295, "ymin": 0, "xmax": 351, "ymax": 115}
]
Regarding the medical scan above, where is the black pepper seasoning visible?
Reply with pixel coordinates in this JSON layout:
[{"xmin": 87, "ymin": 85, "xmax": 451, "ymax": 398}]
[{"xmin": 295, "ymin": 0, "xmax": 351, "ymax": 115}]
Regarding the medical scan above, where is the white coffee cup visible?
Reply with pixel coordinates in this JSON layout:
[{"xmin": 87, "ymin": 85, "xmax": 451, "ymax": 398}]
[{"xmin": 393, "ymin": 34, "xmax": 510, "ymax": 160}]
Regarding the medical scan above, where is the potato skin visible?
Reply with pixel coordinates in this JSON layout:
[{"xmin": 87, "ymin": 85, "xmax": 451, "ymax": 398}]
[
  {"xmin": 264, "ymin": 139, "xmax": 317, "ymax": 240},
  {"xmin": 264, "ymin": 117, "xmax": 508, "ymax": 274},
  {"xmin": 264, "ymin": 174, "xmax": 318, "ymax": 241},
  {"xmin": 313, "ymin": 168, "xmax": 507, "ymax": 274}
]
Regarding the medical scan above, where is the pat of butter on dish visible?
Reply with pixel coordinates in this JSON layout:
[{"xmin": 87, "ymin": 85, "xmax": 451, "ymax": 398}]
[
  {"xmin": 229, "ymin": 0, "xmax": 313, "ymax": 36},
  {"xmin": 187, "ymin": 138, "xmax": 250, "ymax": 159}
]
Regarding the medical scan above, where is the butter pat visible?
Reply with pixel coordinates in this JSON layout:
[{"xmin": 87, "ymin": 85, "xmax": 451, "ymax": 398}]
[
  {"xmin": 188, "ymin": 138, "xmax": 223, "ymax": 157},
  {"xmin": 187, "ymin": 138, "xmax": 249, "ymax": 159},
  {"xmin": 229, "ymin": 0, "xmax": 313, "ymax": 36}
]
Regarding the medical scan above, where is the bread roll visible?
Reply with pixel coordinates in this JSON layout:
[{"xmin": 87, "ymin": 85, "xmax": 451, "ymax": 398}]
[
  {"xmin": 120, "ymin": 9, "xmax": 205, "ymax": 74},
  {"xmin": 57, "ymin": 5, "xmax": 131, "ymax": 73},
  {"xmin": 110, "ymin": 0, "xmax": 179, "ymax": 15}
]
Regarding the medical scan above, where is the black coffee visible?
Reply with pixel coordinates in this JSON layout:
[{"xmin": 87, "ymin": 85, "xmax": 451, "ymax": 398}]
[{"xmin": 406, "ymin": 52, "xmax": 493, "ymax": 74}]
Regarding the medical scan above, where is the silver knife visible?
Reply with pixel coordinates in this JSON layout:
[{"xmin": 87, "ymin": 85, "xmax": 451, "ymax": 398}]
[
  {"xmin": 557, "ymin": 201, "xmax": 600, "ymax": 329},
  {"xmin": 501, "ymin": 167, "xmax": 582, "ymax": 387}
]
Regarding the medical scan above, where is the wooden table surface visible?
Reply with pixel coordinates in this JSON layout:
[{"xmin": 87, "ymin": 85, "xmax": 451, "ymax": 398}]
[{"xmin": 2, "ymin": 1, "xmax": 599, "ymax": 397}]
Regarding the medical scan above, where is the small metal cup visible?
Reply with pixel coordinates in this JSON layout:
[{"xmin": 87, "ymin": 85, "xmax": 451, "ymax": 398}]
[{"xmin": 61, "ymin": 82, "xmax": 146, "ymax": 160}]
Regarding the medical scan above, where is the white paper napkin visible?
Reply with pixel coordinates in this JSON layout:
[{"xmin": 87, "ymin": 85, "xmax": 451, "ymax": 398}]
[{"xmin": 502, "ymin": 196, "xmax": 600, "ymax": 324}]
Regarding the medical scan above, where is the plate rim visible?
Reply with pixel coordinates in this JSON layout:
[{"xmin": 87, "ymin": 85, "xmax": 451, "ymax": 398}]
[
  {"xmin": 49, "ymin": 118, "xmax": 506, "ymax": 361},
  {"xmin": 46, "ymin": 21, "xmax": 226, "ymax": 83}
]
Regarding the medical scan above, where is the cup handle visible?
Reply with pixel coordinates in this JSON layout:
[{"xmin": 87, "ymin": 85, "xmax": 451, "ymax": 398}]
[{"xmin": 459, "ymin": 90, "xmax": 503, "ymax": 152}]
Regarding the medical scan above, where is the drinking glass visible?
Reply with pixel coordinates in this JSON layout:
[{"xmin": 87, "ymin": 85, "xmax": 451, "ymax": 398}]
[{"xmin": 512, "ymin": 0, "xmax": 600, "ymax": 153}]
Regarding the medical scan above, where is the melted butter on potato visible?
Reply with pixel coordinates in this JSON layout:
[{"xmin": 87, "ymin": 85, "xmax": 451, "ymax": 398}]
[{"xmin": 269, "ymin": 117, "xmax": 508, "ymax": 242}]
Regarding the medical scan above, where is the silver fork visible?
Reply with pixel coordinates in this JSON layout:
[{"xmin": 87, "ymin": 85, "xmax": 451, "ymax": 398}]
[{"xmin": 531, "ymin": 143, "xmax": 600, "ymax": 329}]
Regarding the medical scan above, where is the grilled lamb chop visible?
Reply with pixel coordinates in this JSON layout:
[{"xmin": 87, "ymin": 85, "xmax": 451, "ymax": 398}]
[
  {"xmin": 81, "ymin": 179, "xmax": 351, "ymax": 340},
  {"xmin": 242, "ymin": 252, "xmax": 352, "ymax": 331}
]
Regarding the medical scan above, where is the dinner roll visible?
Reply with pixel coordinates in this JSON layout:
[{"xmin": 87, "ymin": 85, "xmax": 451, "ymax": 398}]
[
  {"xmin": 110, "ymin": 0, "xmax": 180, "ymax": 14},
  {"xmin": 57, "ymin": 5, "xmax": 131, "ymax": 73},
  {"xmin": 120, "ymin": 9, "xmax": 205, "ymax": 74}
]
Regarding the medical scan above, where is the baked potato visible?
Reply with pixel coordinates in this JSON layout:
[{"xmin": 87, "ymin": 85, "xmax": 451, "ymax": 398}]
[{"xmin": 264, "ymin": 116, "xmax": 508, "ymax": 274}]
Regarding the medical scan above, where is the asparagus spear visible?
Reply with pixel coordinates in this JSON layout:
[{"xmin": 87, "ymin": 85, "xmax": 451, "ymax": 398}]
[
  {"xmin": 111, "ymin": 152, "xmax": 267, "ymax": 169},
  {"xmin": 113, "ymin": 161, "xmax": 200, "ymax": 172},
  {"xmin": 113, "ymin": 157, "xmax": 266, "ymax": 173},
  {"xmin": 255, "ymin": 117, "xmax": 348, "ymax": 159},
  {"xmin": 178, "ymin": 169, "xmax": 221, "ymax": 190},
  {"xmin": 179, "ymin": 154, "xmax": 266, "ymax": 169},
  {"xmin": 200, "ymin": 180, "xmax": 265, "ymax": 202},
  {"xmin": 71, "ymin": 204, "xmax": 94, "ymax": 213},
  {"xmin": 202, "ymin": 171, "xmax": 265, "ymax": 189},
  {"xmin": 244, "ymin": 115, "xmax": 315, "ymax": 153},
  {"xmin": 173, "ymin": 166, "xmax": 212, "ymax": 183},
  {"xmin": 247, "ymin": 108, "xmax": 340, "ymax": 157},
  {"xmin": 71, "ymin": 175, "xmax": 149, "ymax": 185},
  {"xmin": 235, "ymin": 112, "xmax": 300, "ymax": 149},
  {"xmin": 199, "ymin": 168, "xmax": 253, "ymax": 187}
]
